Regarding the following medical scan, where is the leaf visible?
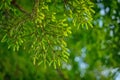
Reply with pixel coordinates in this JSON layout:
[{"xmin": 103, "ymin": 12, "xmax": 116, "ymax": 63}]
[
  {"xmin": 19, "ymin": 38, "xmax": 23, "ymax": 44},
  {"xmin": 15, "ymin": 41, "xmax": 19, "ymax": 51},
  {"xmin": 16, "ymin": 44, "xmax": 19, "ymax": 51},
  {"xmin": 85, "ymin": 23, "xmax": 88, "ymax": 30},
  {"xmin": 90, "ymin": 9, "xmax": 95, "ymax": 13},
  {"xmin": 67, "ymin": 27, "xmax": 72, "ymax": 34},
  {"xmin": 33, "ymin": 57, "xmax": 36, "ymax": 65},
  {"xmin": 64, "ymin": 51, "xmax": 70, "ymax": 56},
  {"xmin": 64, "ymin": 32, "xmax": 68, "ymax": 36},
  {"xmin": 62, "ymin": 54, "xmax": 69, "ymax": 59},
  {"xmin": 62, "ymin": 40, "xmax": 67, "ymax": 47},
  {"xmin": 1, "ymin": 34, "xmax": 7, "ymax": 42},
  {"xmin": 81, "ymin": 24, "xmax": 84, "ymax": 28},
  {"xmin": 8, "ymin": 45, "xmax": 11, "ymax": 49},
  {"xmin": 88, "ymin": 22, "xmax": 93, "ymax": 28},
  {"xmin": 53, "ymin": 61, "xmax": 56, "ymax": 69},
  {"xmin": 10, "ymin": 28, "xmax": 14, "ymax": 37},
  {"xmin": 62, "ymin": 57, "xmax": 68, "ymax": 63},
  {"xmin": 38, "ymin": 61, "xmax": 43, "ymax": 66},
  {"xmin": 63, "ymin": 23, "xmax": 68, "ymax": 27},
  {"xmin": 58, "ymin": 59, "xmax": 61, "ymax": 66},
  {"xmin": 49, "ymin": 60, "xmax": 53, "ymax": 66}
]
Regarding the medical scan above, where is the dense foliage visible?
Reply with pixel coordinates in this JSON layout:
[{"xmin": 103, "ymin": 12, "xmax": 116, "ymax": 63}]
[
  {"xmin": 0, "ymin": 0, "xmax": 120, "ymax": 80},
  {"xmin": 0, "ymin": 0, "xmax": 94, "ymax": 68}
]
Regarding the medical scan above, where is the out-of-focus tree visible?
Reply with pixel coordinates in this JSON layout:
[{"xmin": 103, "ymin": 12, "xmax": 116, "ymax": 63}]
[{"xmin": 65, "ymin": 0, "xmax": 120, "ymax": 80}]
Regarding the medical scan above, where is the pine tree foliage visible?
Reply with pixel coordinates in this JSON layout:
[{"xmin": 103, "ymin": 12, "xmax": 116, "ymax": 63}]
[{"xmin": 0, "ymin": 0, "xmax": 94, "ymax": 68}]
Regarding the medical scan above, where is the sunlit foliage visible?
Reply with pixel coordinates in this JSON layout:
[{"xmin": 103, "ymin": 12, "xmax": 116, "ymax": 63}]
[{"xmin": 0, "ymin": 0, "xmax": 94, "ymax": 68}]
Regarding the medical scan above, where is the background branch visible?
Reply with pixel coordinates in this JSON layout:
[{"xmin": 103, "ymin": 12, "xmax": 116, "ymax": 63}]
[{"xmin": 11, "ymin": 0, "xmax": 28, "ymax": 14}]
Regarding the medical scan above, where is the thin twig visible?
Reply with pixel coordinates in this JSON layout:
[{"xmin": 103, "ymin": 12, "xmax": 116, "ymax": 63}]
[
  {"xmin": 56, "ymin": 69, "xmax": 68, "ymax": 80},
  {"xmin": 11, "ymin": 0, "xmax": 29, "ymax": 14}
]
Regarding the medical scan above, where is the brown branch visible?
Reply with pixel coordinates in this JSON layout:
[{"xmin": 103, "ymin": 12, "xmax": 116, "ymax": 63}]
[
  {"xmin": 11, "ymin": 0, "xmax": 29, "ymax": 14},
  {"xmin": 63, "ymin": 0, "xmax": 67, "ymax": 4},
  {"xmin": 56, "ymin": 69, "xmax": 68, "ymax": 80},
  {"xmin": 32, "ymin": 0, "xmax": 40, "ymax": 12}
]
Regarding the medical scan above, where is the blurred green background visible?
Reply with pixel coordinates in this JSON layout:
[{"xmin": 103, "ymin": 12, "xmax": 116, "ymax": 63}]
[{"xmin": 0, "ymin": 0, "xmax": 120, "ymax": 80}]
